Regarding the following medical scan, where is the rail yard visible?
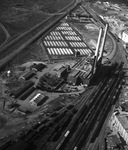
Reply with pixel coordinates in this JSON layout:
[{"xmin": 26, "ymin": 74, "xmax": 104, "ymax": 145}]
[{"xmin": 0, "ymin": 0, "xmax": 128, "ymax": 150}]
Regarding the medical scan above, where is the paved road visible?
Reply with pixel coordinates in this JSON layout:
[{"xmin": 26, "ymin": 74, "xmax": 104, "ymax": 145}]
[
  {"xmin": 0, "ymin": 22, "xmax": 10, "ymax": 48},
  {"xmin": 81, "ymin": 4, "xmax": 120, "ymax": 150}
]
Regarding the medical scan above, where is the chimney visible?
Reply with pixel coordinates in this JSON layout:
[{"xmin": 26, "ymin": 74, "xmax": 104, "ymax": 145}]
[
  {"xmin": 92, "ymin": 27, "xmax": 103, "ymax": 74},
  {"xmin": 98, "ymin": 24, "xmax": 109, "ymax": 64}
]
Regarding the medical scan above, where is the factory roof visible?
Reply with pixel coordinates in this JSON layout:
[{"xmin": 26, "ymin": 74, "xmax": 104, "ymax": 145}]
[
  {"xmin": 117, "ymin": 114, "xmax": 128, "ymax": 131},
  {"xmin": 69, "ymin": 70, "xmax": 80, "ymax": 77},
  {"xmin": 123, "ymin": 29, "xmax": 128, "ymax": 35}
]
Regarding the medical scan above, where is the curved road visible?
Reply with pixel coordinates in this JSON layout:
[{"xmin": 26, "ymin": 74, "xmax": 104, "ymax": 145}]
[
  {"xmin": 82, "ymin": 4, "xmax": 118, "ymax": 64},
  {"xmin": 85, "ymin": 3, "xmax": 127, "ymax": 66},
  {"xmin": 0, "ymin": 22, "xmax": 10, "ymax": 48},
  {"xmin": 83, "ymin": 3, "xmax": 127, "ymax": 149}
]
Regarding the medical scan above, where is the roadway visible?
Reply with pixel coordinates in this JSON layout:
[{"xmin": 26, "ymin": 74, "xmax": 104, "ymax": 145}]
[
  {"xmin": 0, "ymin": 1, "xmax": 125, "ymax": 150},
  {"xmin": 0, "ymin": 1, "xmax": 81, "ymax": 72},
  {"xmin": 81, "ymin": 3, "xmax": 125, "ymax": 150},
  {"xmin": 82, "ymin": 3, "xmax": 128, "ymax": 69},
  {"xmin": 1, "ymin": 65, "xmax": 122, "ymax": 150},
  {"xmin": 0, "ymin": 22, "xmax": 10, "ymax": 48},
  {"xmin": 81, "ymin": 4, "xmax": 118, "ymax": 65}
]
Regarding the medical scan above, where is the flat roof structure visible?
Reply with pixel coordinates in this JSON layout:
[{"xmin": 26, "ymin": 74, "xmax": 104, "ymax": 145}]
[
  {"xmin": 123, "ymin": 30, "xmax": 128, "ymax": 36},
  {"xmin": 41, "ymin": 21, "xmax": 94, "ymax": 61},
  {"xmin": 117, "ymin": 114, "xmax": 128, "ymax": 131},
  {"xmin": 109, "ymin": 113, "xmax": 128, "ymax": 145}
]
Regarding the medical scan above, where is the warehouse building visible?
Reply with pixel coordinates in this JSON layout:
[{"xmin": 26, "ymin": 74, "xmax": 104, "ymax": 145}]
[
  {"xmin": 19, "ymin": 71, "xmax": 36, "ymax": 81},
  {"xmin": 68, "ymin": 70, "xmax": 82, "ymax": 85},
  {"xmin": 29, "ymin": 93, "xmax": 48, "ymax": 106},
  {"xmin": 121, "ymin": 30, "xmax": 128, "ymax": 44},
  {"xmin": 67, "ymin": 68, "xmax": 90, "ymax": 86},
  {"xmin": 31, "ymin": 63, "xmax": 46, "ymax": 72},
  {"xmin": 11, "ymin": 81, "xmax": 34, "ymax": 99},
  {"xmin": 57, "ymin": 65, "xmax": 70, "ymax": 78}
]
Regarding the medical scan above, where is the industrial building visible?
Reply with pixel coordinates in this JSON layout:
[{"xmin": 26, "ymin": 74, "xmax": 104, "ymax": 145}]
[
  {"xmin": 57, "ymin": 66, "xmax": 68, "ymax": 78},
  {"xmin": 29, "ymin": 93, "xmax": 48, "ymax": 106},
  {"xmin": 57, "ymin": 65, "xmax": 70, "ymax": 78},
  {"xmin": 121, "ymin": 30, "xmax": 128, "ymax": 44},
  {"xmin": 67, "ymin": 69, "xmax": 88, "ymax": 85},
  {"xmin": 31, "ymin": 63, "xmax": 46, "ymax": 72},
  {"xmin": 68, "ymin": 69, "xmax": 81, "ymax": 85},
  {"xmin": 11, "ymin": 81, "xmax": 35, "ymax": 99},
  {"xmin": 109, "ymin": 112, "xmax": 128, "ymax": 145},
  {"xmin": 19, "ymin": 86, "xmax": 35, "ymax": 100},
  {"xmin": 19, "ymin": 71, "xmax": 36, "ymax": 81},
  {"xmin": 41, "ymin": 22, "xmax": 93, "ymax": 61}
]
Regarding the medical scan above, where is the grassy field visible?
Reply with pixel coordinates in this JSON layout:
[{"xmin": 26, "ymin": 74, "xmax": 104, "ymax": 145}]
[{"xmin": 0, "ymin": 0, "xmax": 73, "ymax": 38}]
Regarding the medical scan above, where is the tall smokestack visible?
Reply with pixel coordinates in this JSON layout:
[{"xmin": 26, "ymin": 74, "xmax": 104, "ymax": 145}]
[
  {"xmin": 98, "ymin": 23, "xmax": 109, "ymax": 63},
  {"xmin": 92, "ymin": 27, "xmax": 103, "ymax": 74}
]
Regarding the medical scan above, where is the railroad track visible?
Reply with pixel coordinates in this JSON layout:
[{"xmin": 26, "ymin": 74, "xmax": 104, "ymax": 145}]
[
  {"xmin": 0, "ymin": 2, "xmax": 124, "ymax": 150},
  {"xmin": 52, "ymin": 63, "xmax": 124, "ymax": 150},
  {"xmin": 82, "ymin": 3, "xmax": 119, "ymax": 66},
  {"xmin": 0, "ymin": 1, "xmax": 81, "ymax": 71},
  {"xmin": 0, "ymin": 63, "xmax": 124, "ymax": 150}
]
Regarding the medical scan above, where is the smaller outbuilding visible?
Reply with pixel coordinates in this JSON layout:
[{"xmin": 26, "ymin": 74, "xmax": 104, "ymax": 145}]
[
  {"xmin": 29, "ymin": 93, "xmax": 48, "ymax": 106},
  {"xmin": 67, "ymin": 69, "xmax": 90, "ymax": 86},
  {"xmin": 67, "ymin": 70, "xmax": 81, "ymax": 85},
  {"xmin": 19, "ymin": 86, "xmax": 35, "ymax": 100},
  {"xmin": 32, "ymin": 63, "xmax": 46, "ymax": 72},
  {"xmin": 57, "ymin": 66, "xmax": 68, "ymax": 78},
  {"xmin": 34, "ymin": 95, "xmax": 48, "ymax": 106},
  {"xmin": 122, "ymin": 29, "xmax": 128, "ymax": 44},
  {"xmin": 12, "ymin": 81, "xmax": 34, "ymax": 99},
  {"xmin": 19, "ymin": 71, "xmax": 36, "ymax": 81}
]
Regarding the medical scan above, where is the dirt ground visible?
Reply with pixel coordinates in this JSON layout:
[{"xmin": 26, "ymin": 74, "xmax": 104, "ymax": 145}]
[
  {"xmin": 71, "ymin": 22, "xmax": 113, "ymax": 55},
  {"xmin": 0, "ymin": 0, "xmax": 72, "ymax": 38},
  {"xmin": 0, "ymin": 59, "xmax": 86, "ymax": 146},
  {"xmin": 0, "ymin": 1, "xmax": 116, "ymax": 148}
]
